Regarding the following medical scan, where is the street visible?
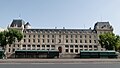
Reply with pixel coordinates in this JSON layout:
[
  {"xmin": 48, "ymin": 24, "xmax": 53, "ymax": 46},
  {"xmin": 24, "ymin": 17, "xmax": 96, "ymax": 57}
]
[{"xmin": 0, "ymin": 63, "xmax": 120, "ymax": 68}]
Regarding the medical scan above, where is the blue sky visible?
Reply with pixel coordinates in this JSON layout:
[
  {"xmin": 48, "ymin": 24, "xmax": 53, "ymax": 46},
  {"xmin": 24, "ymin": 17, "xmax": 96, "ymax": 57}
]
[{"xmin": 0, "ymin": 0, "xmax": 120, "ymax": 35}]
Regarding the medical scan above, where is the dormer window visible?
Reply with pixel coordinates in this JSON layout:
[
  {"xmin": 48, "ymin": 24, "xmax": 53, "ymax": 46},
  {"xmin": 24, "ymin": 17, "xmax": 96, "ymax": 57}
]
[{"xmin": 101, "ymin": 25, "xmax": 106, "ymax": 28}]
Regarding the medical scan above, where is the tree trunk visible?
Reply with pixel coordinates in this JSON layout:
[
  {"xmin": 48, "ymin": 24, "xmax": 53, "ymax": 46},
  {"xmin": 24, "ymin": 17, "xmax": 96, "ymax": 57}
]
[{"xmin": 3, "ymin": 45, "xmax": 7, "ymax": 59}]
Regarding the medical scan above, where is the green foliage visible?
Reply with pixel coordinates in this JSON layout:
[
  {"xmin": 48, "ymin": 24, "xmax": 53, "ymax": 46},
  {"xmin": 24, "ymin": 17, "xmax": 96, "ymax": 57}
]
[
  {"xmin": 0, "ymin": 31, "xmax": 8, "ymax": 47},
  {"xmin": 116, "ymin": 40, "xmax": 120, "ymax": 52},
  {"xmin": 99, "ymin": 33, "xmax": 120, "ymax": 51},
  {"xmin": 0, "ymin": 29, "xmax": 23, "ymax": 48}
]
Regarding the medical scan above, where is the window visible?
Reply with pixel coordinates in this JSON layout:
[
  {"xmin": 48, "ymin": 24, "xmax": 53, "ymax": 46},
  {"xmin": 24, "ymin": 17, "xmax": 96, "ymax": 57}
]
[
  {"xmin": 51, "ymin": 45, "xmax": 55, "ymax": 47},
  {"xmin": 29, "ymin": 35, "xmax": 30, "ymax": 38},
  {"xmin": 85, "ymin": 40, "xmax": 87, "ymax": 43},
  {"xmin": 52, "ymin": 35, "xmax": 54, "ymax": 38},
  {"xmin": 42, "ymin": 39, "xmax": 44, "ymax": 43},
  {"xmin": 65, "ymin": 45, "xmax": 69, "ymax": 48},
  {"xmin": 75, "ymin": 35, "xmax": 77, "ymax": 38},
  {"xmin": 38, "ymin": 39, "xmax": 40, "ymax": 43},
  {"xmin": 52, "ymin": 39, "xmax": 54, "ymax": 43},
  {"xmin": 89, "ymin": 49, "xmax": 92, "ymax": 51},
  {"xmin": 94, "ymin": 40, "xmax": 96, "ymax": 43},
  {"xmin": 24, "ymin": 39, "xmax": 26, "ymax": 42},
  {"xmin": 94, "ymin": 49, "xmax": 98, "ymax": 51},
  {"xmin": 42, "ymin": 45, "xmax": 45, "ymax": 47},
  {"xmin": 71, "ymin": 35, "xmax": 73, "ymax": 38},
  {"xmin": 12, "ymin": 49, "xmax": 15, "ymax": 52},
  {"xmin": 89, "ymin": 40, "xmax": 91, "ymax": 43},
  {"xmin": 70, "ymin": 45, "xmax": 73, "ymax": 48},
  {"xmin": 59, "ymin": 35, "xmax": 61, "ymax": 38},
  {"xmin": 28, "ymin": 45, "xmax": 31, "ymax": 47},
  {"xmin": 13, "ymin": 44, "xmax": 15, "ymax": 47},
  {"xmin": 75, "ymin": 40, "xmax": 77, "ymax": 43},
  {"xmin": 85, "ymin": 49, "xmax": 88, "ymax": 51},
  {"xmin": 84, "ymin": 45, "xmax": 87, "ymax": 48},
  {"xmin": 47, "ymin": 35, "xmax": 49, "ymax": 38},
  {"xmin": 89, "ymin": 35, "xmax": 91, "ymax": 38},
  {"xmin": 38, "ymin": 35, "xmax": 40, "ymax": 38},
  {"xmin": 80, "ymin": 40, "xmax": 82, "ymax": 43},
  {"xmin": 85, "ymin": 35, "xmax": 87, "ymax": 38},
  {"xmin": 80, "ymin": 45, "xmax": 83, "ymax": 48},
  {"xmin": 33, "ymin": 39, "xmax": 35, "ymax": 43},
  {"xmin": 42, "ymin": 49, "xmax": 45, "ymax": 50},
  {"xmin": 75, "ymin": 49, "xmax": 78, "ymax": 53},
  {"xmin": 58, "ymin": 39, "xmax": 61, "ymax": 43},
  {"xmin": 18, "ymin": 44, "xmax": 19, "ymax": 47},
  {"xmin": 9, "ymin": 48, "xmax": 11, "ymax": 52},
  {"xmin": 33, "ymin": 35, "xmax": 35, "ymax": 38},
  {"xmin": 23, "ymin": 45, "xmax": 26, "ymax": 47},
  {"xmin": 51, "ymin": 49, "xmax": 55, "ymax": 50},
  {"xmin": 9, "ymin": 45, "xmax": 11, "ymax": 47},
  {"xmin": 80, "ymin": 49, "xmax": 83, "ymax": 51},
  {"xmin": 66, "ymin": 35, "xmax": 68, "ymax": 38},
  {"xmin": 47, "ymin": 39, "xmax": 49, "ymax": 43},
  {"xmin": 89, "ymin": 45, "xmax": 92, "ymax": 48},
  {"xmin": 70, "ymin": 49, "xmax": 73, "ymax": 53},
  {"xmin": 43, "ymin": 35, "xmax": 45, "ymax": 38},
  {"xmin": 66, "ymin": 49, "xmax": 69, "ymax": 53},
  {"xmin": 80, "ymin": 35, "xmax": 82, "ymax": 38},
  {"xmin": 47, "ymin": 45, "xmax": 50, "ymax": 47},
  {"xmin": 28, "ymin": 39, "xmax": 30, "ymax": 42},
  {"xmin": 75, "ymin": 45, "xmax": 78, "ymax": 48},
  {"xmin": 94, "ymin": 45, "xmax": 97, "ymax": 48},
  {"xmin": 71, "ymin": 39, "xmax": 73, "ymax": 43},
  {"xmin": 32, "ymin": 45, "xmax": 35, "ymax": 47},
  {"xmin": 66, "ymin": 39, "xmax": 68, "ymax": 43},
  {"xmin": 24, "ymin": 35, "xmax": 26, "ymax": 38}
]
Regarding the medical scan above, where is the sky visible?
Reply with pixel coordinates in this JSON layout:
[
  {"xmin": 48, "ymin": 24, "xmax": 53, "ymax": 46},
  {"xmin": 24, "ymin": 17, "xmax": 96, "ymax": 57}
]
[{"xmin": 0, "ymin": 0, "xmax": 120, "ymax": 35}]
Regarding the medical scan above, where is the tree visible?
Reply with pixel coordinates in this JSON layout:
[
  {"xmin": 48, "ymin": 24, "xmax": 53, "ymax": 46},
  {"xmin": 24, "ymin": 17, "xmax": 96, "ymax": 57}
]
[
  {"xmin": 0, "ymin": 29, "xmax": 23, "ymax": 59},
  {"xmin": 99, "ymin": 33, "xmax": 120, "ymax": 51},
  {"xmin": 115, "ymin": 40, "xmax": 120, "ymax": 52}
]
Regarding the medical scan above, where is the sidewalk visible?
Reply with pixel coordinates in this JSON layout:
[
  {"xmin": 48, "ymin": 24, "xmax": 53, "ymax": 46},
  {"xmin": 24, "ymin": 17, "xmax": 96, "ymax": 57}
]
[{"xmin": 0, "ymin": 59, "xmax": 120, "ymax": 64}]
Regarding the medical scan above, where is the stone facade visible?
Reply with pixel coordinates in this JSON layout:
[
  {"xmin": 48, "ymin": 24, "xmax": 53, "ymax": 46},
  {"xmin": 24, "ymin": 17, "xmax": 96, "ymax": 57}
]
[{"xmin": 7, "ymin": 19, "xmax": 113, "ymax": 58}]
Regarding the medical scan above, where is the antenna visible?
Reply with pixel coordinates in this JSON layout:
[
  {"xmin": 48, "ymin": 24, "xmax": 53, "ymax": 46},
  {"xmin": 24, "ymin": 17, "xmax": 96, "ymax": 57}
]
[
  {"xmin": 55, "ymin": 27, "xmax": 57, "ymax": 29},
  {"xmin": 19, "ymin": 14, "xmax": 21, "ymax": 19}
]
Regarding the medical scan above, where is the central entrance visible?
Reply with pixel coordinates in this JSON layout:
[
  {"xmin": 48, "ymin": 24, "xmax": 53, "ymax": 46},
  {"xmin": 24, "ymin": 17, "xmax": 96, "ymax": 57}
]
[{"xmin": 58, "ymin": 47, "xmax": 62, "ymax": 53}]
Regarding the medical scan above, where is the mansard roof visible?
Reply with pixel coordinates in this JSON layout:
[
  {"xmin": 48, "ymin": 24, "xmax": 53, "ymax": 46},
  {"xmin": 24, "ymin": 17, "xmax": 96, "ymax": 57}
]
[
  {"xmin": 10, "ymin": 19, "xmax": 25, "ymax": 27},
  {"xmin": 25, "ymin": 28, "xmax": 92, "ymax": 31},
  {"xmin": 94, "ymin": 22, "xmax": 109, "ymax": 27},
  {"xmin": 25, "ymin": 22, "xmax": 31, "ymax": 26},
  {"xmin": 23, "ymin": 28, "xmax": 96, "ymax": 34},
  {"xmin": 94, "ymin": 22, "xmax": 113, "ymax": 30}
]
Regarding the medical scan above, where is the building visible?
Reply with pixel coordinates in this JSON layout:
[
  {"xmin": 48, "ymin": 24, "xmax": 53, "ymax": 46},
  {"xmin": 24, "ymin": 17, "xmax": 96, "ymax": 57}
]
[{"xmin": 6, "ymin": 19, "xmax": 113, "ymax": 58}]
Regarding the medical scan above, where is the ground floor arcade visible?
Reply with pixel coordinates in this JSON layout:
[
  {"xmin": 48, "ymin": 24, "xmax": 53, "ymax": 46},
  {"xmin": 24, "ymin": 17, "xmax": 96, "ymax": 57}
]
[{"xmin": 15, "ymin": 50, "xmax": 59, "ymax": 58}]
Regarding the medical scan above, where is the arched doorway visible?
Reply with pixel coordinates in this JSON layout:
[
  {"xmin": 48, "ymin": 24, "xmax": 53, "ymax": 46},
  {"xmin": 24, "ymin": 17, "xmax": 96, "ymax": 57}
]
[{"xmin": 58, "ymin": 47, "xmax": 62, "ymax": 53}]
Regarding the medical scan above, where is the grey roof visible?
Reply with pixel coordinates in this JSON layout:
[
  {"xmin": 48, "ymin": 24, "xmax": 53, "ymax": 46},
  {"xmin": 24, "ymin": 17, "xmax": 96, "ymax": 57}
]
[
  {"xmin": 25, "ymin": 22, "xmax": 31, "ymax": 26},
  {"xmin": 10, "ymin": 19, "xmax": 25, "ymax": 27},
  {"xmin": 23, "ymin": 28, "xmax": 96, "ymax": 33},
  {"xmin": 95, "ymin": 22, "xmax": 109, "ymax": 26},
  {"xmin": 94, "ymin": 22, "xmax": 110, "ymax": 29},
  {"xmin": 25, "ymin": 28, "xmax": 92, "ymax": 31}
]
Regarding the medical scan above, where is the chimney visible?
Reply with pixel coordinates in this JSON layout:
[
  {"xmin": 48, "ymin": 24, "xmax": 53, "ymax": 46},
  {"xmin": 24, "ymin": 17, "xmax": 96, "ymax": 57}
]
[{"xmin": 63, "ymin": 27, "xmax": 65, "ymax": 29}]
